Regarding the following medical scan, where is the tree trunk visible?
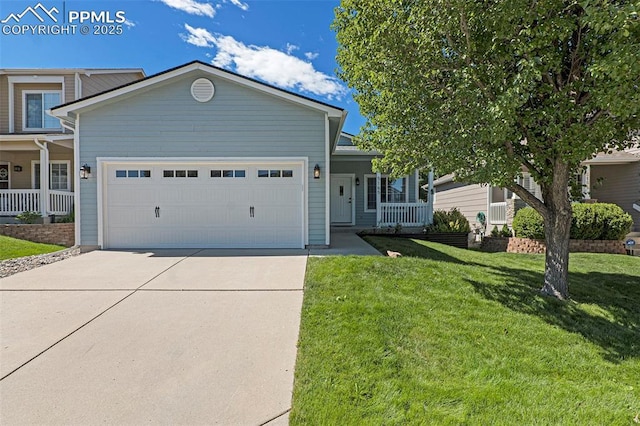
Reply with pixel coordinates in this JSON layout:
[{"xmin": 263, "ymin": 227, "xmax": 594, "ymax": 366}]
[
  {"xmin": 541, "ymin": 208, "xmax": 572, "ymax": 299},
  {"xmin": 540, "ymin": 160, "xmax": 573, "ymax": 300}
]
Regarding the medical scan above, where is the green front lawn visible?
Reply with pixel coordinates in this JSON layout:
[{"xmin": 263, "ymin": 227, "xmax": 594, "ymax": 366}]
[
  {"xmin": 0, "ymin": 235, "xmax": 65, "ymax": 261},
  {"xmin": 291, "ymin": 237, "xmax": 640, "ymax": 424}
]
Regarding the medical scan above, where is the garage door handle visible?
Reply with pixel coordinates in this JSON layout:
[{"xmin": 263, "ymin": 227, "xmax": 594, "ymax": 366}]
[
  {"xmin": 250, "ymin": 206, "xmax": 254, "ymax": 218},
  {"xmin": 155, "ymin": 206, "xmax": 160, "ymax": 218}
]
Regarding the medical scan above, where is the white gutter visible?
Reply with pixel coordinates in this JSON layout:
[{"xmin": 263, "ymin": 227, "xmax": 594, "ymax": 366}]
[{"xmin": 634, "ymin": 202, "xmax": 640, "ymax": 213}]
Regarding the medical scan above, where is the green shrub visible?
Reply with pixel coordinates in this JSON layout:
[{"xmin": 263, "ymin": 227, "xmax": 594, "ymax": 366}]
[
  {"xmin": 500, "ymin": 224, "xmax": 512, "ymax": 237},
  {"xmin": 512, "ymin": 203, "xmax": 633, "ymax": 241},
  {"xmin": 512, "ymin": 207, "xmax": 545, "ymax": 239},
  {"xmin": 490, "ymin": 225, "xmax": 500, "ymax": 237},
  {"xmin": 56, "ymin": 208, "xmax": 75, "ymax": 223},
  {"xmin": 572, "ymin": 203, "xmax": 632, "ymax": 241},
  {"xmin": 429, "ymin": 208, "xmax": 471, "ymax": 233},
  {"xmin": 15, "ymin": 211, "xmax": 41, "ymax": 224}
]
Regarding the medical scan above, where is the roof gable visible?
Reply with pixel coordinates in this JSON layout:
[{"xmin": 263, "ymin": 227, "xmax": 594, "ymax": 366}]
[{"xmin": 51, "ymin": 60, "xmax": 345, "ymax": 121}]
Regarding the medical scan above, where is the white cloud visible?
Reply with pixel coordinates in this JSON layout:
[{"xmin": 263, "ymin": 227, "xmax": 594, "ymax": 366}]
[
  {"xmin": 181, "ymin": 25, "xmax": 346, "ymax": 99},
  {"xmin": 181, "ymin": 24, "xmax": 217, "ymax": 47},
  {"xmin": 228, "ymin": 0, "xmax": 249, "ymax": 11},
  {"xmin": 123, "ymin": 19, "xmax": 136, "ymax": 28},
  {"xmin": 159, "ymin": 0, "xmax": 215, "ymax": 17},
  {"xmin": 305, "ymin": 52, "xmax": 319, "ymax": 60},
  {"xmin": 286, "ymin": 43, "xmax": 299, "ymax": 54}
]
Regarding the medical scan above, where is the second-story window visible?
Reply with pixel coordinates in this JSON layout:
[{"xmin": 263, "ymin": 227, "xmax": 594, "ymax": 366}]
[{"xmin": 24, "ymin": 91, "xmax": 61, "ymax": 130}]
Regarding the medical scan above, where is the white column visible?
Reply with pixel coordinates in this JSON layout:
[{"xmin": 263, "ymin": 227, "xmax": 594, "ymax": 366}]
[
  {"xmin": 582, "ymin": 165, "xmax": 591, "ymax": 199},
  {"xmin": 376, "ymin": 172, "xmax": 382, "ymax": 226},
  {"xmin": 427, "ymin": 170, "xmax": 434, "ymax": 224},
  {"xmin": 35, "ymin": 139, "xmax": 49, "ymax": 216}
]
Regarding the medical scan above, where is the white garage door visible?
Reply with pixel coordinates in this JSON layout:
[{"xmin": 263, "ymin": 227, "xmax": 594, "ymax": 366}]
[{"xmin": 104, "ymin": 162, "xmax": 305, "ymax": 249}]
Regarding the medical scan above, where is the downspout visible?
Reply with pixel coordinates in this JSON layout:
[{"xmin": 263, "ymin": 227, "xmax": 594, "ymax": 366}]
[{"xmin": 34, "ymin": 138, "xmax": 49, "ymax": 217}]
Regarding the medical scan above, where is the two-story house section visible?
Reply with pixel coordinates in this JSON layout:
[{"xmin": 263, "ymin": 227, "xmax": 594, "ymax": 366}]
[{"xmin": 0, "ymin": 68, "xmax": 144, "ymax": 220}]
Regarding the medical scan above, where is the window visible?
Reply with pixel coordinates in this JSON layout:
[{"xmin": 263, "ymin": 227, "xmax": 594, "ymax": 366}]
[
  {"xmin": 163, "ymin": 170, "xmax": 198, "ymax": 178},
  {"xmin": 211, "ymin": 169, "xmax": 245, "ymax": 178},
  {"xmin": 116, "ymin": 170, "xmax": 151, "ymax": 178},
  {"xmin": 24, "ymin": 91, "xmax": 61, "ymax": 130},
  {"xmin": 33, "ymin": 161, "xmax": 70, "ymax": 190},
  {"xmin": 258, "ymin": 169, "xmax": 293, "ymax": 178},
  {"xmin": 364, "ymin": 175, "xmax": 407, "ymax": 211}
]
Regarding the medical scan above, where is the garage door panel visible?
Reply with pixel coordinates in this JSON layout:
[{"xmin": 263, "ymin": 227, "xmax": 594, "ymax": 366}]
[
  {"xmin": 105, "ymin": 162, "xmax": 304, "ymax": 249},
  {"xmin": 108, "ymin": 186, "xmax": 156, "ymax": 206}
]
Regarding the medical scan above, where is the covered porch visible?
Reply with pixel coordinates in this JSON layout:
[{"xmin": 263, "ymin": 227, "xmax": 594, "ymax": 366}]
[
  {"xmin": 373, "ymin": 171, "xmax": 434, "ymax": 227},
  {"xmin": 0, "ymin": 134, "xmax": 75, "ymax": 218}
]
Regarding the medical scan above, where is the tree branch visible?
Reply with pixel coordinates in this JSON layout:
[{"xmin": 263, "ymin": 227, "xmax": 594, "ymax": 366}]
[
  {"xmin": 585, "ymin": 109, "xmax": 604, "ymax": 126},
  {"xmin": 508, "ymin": 182, "xmax": 548, "ymax": 216}
]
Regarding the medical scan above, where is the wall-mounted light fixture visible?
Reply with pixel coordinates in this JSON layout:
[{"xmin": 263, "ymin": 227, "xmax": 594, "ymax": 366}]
[
  {"xmin": 313, "ymin": 164, "xmax": 321, "ymax": 179},
  {"xmin": 80, "ymin": 164, "xmax": 91, "ymax": 179},
  {"xmin": 355, "ymin": 177, "xmax": 360, "ymax": 186},
  {"xmin": 13, "ymin": 165, "xmax": 22, "ymax": 172}
]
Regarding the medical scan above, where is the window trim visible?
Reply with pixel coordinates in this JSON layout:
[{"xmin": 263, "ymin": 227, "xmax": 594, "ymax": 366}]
[
  {"xmin": 31, "ymin": 160, "xmax": 71, "ymax": 191},
  {"xmin": 22, "ymin": 90, "xmax": 63, "ymax": 131},
  {"xmin": 364, "ymin": 174, "xmax": 408, "ymax": 212}
]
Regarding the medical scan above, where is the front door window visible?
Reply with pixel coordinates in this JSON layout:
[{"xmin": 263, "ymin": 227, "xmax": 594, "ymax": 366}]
[{"xmin": 0, "ymin": 164, "xmax": 8, "ymax": 189}]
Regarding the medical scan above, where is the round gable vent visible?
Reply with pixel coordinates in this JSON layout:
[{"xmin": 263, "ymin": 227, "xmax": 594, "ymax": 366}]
[{"xmin": 191, "ymin": 78, "xmax": 215, "ymax": 102}]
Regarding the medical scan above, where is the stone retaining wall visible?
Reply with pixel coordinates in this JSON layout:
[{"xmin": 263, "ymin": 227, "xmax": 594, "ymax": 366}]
[
  {"xmin": 0, "ymin": 223, "xmax": 75, "ymax": 247},
  {"xmin": 482, "ymin": 237, "xmax": 626, "ymax": 255}
]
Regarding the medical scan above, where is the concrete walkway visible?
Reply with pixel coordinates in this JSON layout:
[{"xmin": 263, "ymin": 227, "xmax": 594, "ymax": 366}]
[
  {"xmin": 310, "ymin": 232, "xmax": 382, "ymax": 256},
  {"xmin": 0, "ymin": 249, "xmax": 306, "ymax": 425},
  {"xmin": 0, "ymin": 233, "xmax": 380, "ymax": 425}
]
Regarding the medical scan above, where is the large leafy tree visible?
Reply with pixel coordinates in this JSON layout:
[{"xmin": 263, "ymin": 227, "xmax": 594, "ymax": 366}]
[{"xmin": 334, "ymin": 0, "xmax": 639, "ymax": 299}]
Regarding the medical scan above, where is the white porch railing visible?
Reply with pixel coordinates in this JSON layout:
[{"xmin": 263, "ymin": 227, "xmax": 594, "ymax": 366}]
[
  {"xmin": 489, "ymin": 202, "xmax": 507, "ymax": 225},
  {"xmin": 49, "ymin": 190, "xmax": 74, "ymax": 215},
  {"xmin": 0, "ymin": 190, "xmax": 73, "ymax": 216},
  {"xmin": 379, "ymin": 202, "xmax": 432, "ymax": 227}
]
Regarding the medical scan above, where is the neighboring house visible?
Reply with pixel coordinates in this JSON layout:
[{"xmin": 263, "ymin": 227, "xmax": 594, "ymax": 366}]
[
  {"xmin": 431, "ymin": 145, "xmax": 640, "ymax": 232},
  {"xmin": 0, "ymin": 67, "xmax": 145, "ymax": 220},
  {"xmin": 586, "ymin": 147, "xmax": 640, "ymax": 232},
  {"xmin": 43, "ymin": 61, "xmax": 430, "ymax": 250}
]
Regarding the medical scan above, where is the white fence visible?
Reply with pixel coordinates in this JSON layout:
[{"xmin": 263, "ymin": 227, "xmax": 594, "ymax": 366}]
[
  {"xmin": 0, "ymin": 190, "xmax": 73, "ymax": 216},
  {"xmin": 379, "ymin": 203, "xmax": 432, "ymax": 227}
]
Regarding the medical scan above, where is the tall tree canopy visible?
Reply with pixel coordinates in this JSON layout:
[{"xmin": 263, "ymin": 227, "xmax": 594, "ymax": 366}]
[{"xmin": 334, "ymin": 0, "xmax": 640, "ymax": 299}]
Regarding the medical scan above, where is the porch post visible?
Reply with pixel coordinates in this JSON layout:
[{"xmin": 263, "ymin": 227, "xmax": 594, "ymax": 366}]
[
  {"xmin": 582, "ymin": 165, "xmax": 591, "ymax": 199},
  {"xmin": 376, "ymin": 172, "xmax": 381, "ymax": 226},
  {"xmin": 427, "ymin": 170, "xmax": 434, "ymax": 224},
  {"xmin": 35, "ymin": 139, "xmax": 49, "ymax": 217}
]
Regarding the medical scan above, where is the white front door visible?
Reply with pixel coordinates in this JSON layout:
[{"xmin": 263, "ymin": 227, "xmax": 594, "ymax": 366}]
[
  {"xmin": 330, "ymin": 175, "xmax": 353, "ymax": 224},
  {"xmin": 104, "ymin": 162, "xmax": 305, "ymax": 249}
]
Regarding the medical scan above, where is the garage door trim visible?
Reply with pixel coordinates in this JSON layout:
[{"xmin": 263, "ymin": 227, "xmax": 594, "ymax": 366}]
[{"xmin": 97, "ymin": 157, "xmax": 309, "ymax": 249}]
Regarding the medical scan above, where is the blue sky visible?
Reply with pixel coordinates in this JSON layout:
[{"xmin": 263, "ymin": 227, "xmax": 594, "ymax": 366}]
[{"xmin": 0, "ymin": 0, "xmax": 365, "ymax": 134}]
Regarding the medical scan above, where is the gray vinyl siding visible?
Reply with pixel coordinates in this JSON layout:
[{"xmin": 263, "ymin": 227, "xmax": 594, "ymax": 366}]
[
  {"xmin": 434, "ymin": 182, "xmax": 487, "ymax": 227},
  {"xmin": 330, "ymin": 157, "xmax": 419, "ymax": 227},
  {"xmin": 80, "ymin": 73, "xmax": 143, "ymax": 98},
  {"xmin": 77, "ymin": 70, "xmax": 328, "ymax": 246},
  {"xmin": 590, "ymin": 163, "xmax": 640, "ymax": 232}
]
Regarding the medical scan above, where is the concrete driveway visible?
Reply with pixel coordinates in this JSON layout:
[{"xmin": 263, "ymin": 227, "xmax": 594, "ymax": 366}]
[{"xmin": 0, "ymin": 249, "xmax": 307, "ymax": 425}]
